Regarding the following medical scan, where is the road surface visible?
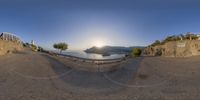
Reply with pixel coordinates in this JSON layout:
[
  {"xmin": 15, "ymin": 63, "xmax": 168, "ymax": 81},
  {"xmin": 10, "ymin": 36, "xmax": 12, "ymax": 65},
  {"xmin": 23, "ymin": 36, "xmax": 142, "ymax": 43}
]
[{"xmin": 0, "ymin": 50, "xmax": 200, "ymax": 100}]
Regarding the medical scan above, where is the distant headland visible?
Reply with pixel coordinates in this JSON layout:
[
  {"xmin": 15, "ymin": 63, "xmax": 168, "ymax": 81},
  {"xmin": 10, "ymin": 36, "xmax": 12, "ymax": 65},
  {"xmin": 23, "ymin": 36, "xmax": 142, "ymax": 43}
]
[{"xmin": 85, "ymin": 46, "xmax": 145, "ymax": 56}]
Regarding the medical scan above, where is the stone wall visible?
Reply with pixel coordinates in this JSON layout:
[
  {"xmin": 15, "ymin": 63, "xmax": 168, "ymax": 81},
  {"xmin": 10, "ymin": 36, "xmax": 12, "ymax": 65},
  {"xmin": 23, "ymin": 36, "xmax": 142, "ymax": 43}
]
[
  {"xmin": 144, "ymin": 40, "xmax": 200, "ymax": 57},
  {"xmin": 0, "ymin": 40, "xmax": 23, "ymax": 55}
]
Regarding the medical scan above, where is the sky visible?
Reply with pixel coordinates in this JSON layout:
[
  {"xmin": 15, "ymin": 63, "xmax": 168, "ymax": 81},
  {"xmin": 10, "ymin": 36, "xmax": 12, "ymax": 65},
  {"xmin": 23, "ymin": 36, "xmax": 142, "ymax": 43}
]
[{"xmin": 0, "ymin": 0, "xmax": 200, "ymax": 50}]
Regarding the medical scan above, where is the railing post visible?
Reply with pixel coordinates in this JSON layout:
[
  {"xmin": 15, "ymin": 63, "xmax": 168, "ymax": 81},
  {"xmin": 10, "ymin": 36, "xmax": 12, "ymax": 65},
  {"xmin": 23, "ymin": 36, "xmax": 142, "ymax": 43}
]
[{"xmin": 2, "ymin": 33, "xmax": 4, "ymax": 40}]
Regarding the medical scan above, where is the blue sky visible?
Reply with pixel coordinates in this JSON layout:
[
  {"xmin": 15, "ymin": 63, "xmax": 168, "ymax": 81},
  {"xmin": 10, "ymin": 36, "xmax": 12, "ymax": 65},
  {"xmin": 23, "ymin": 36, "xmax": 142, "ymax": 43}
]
[{"xmin": 0, "ymin": 0, "xmax": 200, "ymax": 50}]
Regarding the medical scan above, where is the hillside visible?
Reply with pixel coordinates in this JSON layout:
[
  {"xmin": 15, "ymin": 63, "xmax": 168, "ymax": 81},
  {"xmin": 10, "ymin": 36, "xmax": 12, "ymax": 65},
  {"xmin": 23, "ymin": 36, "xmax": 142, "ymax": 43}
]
[
  {"xmin": 0, "ymin": 40, "xmax": 23, "ymax": 55},
  {"xmin": 143, "ymin": 33, "xmax": 200, "ymax": 57},
  {"xmin": 144, "ymin": 40, "xmax": 200, "ymax": 57},
  {"xmin": 85, "ymin": 46, "xmax": 145, "ymax": 55}
]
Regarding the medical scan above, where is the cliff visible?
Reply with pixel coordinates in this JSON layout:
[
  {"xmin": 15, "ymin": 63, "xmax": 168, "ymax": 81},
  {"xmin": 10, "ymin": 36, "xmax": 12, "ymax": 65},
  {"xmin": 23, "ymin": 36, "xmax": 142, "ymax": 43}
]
[
  {"xmin": 0, "ymin": 40, "xmax": 23, "ymax": 55},
  {"xmin": 144, "ymin": 40, "xmax": 200, "ymax": 57}
]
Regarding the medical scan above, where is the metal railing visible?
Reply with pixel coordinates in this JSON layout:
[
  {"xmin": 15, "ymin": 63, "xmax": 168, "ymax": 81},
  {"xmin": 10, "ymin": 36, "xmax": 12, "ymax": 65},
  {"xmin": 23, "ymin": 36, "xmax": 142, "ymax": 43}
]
[
  {"xmin": 0, "ymin": 32, "xmax": 21, "ymax": 43},
  {"xmin": 56, "ymin": 53, "xmax": 127, "ymax": 65}
]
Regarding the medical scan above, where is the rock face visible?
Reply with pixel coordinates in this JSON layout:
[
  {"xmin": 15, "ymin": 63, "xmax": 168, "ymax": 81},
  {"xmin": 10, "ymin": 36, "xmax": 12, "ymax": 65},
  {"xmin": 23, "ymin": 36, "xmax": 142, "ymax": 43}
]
[
  {"xmin": 0, "ymin": 40, "xmax": 23, "ymax": 55},
  {"xmin": 144, "ymin": 40, "xmax": 200, "ymax": 57}
]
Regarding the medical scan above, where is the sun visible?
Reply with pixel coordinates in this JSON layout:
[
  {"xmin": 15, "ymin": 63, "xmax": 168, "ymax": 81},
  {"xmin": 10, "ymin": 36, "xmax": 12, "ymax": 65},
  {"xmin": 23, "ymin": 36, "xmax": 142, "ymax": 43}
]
[{"xmin": 93, "ymin": 40, "xmax": 105, "ymax": 48}]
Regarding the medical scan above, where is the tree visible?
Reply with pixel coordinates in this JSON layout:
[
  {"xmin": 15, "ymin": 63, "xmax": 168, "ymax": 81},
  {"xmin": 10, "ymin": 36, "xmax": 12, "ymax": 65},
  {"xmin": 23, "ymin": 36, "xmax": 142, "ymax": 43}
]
[
  {"xmin": 161, "ymin": 35, "xmax": 181, "ymax": 44},
  {"xmin": 151, "ymin": 40, "xmax": 161, "ymax": 46},
  {"xmin": 178, "ymin": 34, "xmax": 185, "ymax": 40},
  {"xmin": 191, "ymin": 34, "xmax": 198, "ymax": 40},
  {"xmin": 131, "ymin": 48, "xmax": 142, "ymax": 57},
  {"xmin": 185, "ymin": 32, "xmax": 193, "ymax": 40},
  {"xmin": 53, "ymin": 43, "xmax": 68, "ymax": 54},
  {"xmin": 185, "ymin": 32, "xmax": 198, "ymax": 40}
]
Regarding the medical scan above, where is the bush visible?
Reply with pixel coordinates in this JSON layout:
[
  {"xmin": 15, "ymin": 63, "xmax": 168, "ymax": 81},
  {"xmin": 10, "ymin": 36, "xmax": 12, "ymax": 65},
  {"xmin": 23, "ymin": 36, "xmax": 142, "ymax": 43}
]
[
  {"xmin": 151, "ymin": 40, "xmax": 161, "ymax": 46},
  {"xmin": 31, "ymin": 44, "xmax": 37, "ymax": 51},
  {"xmin": 37, "ymin": 46, "xmax": 44, "ymax": 52},
  {"xmin": 131, "ymin": 48, "xmax": 142, "ymax": 57},
  {"xmin": 23, "ymin": 42, "xmax": 30, "ymax": 47}
]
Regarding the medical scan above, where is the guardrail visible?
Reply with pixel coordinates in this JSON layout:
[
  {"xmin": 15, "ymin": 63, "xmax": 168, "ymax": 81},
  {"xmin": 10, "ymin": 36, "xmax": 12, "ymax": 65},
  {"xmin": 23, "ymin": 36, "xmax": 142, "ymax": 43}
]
[
  {"xmin": 0, "ymin": 32, "xmax": 21, "ymax": 43},
  {"xmin": 56, "ymin": 53, "xmax": 128, "ymax": 65}
]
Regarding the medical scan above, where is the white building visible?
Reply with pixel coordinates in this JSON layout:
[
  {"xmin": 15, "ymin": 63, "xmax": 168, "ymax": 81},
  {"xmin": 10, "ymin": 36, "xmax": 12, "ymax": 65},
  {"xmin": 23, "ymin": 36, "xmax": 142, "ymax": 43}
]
[{"xmin": 31, "ymin": 40, "xmax": 35, "ymax": 45}]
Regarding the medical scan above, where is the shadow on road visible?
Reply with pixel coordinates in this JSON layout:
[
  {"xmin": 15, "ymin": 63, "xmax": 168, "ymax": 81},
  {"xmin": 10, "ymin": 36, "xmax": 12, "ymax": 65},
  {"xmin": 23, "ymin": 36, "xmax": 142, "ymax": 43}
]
[
  {"xmin": 41, "ymin": 54, "xmax": 72, "ymax": 75},
  {"xmin": 41, "ymin": 54, "xmax": 145, "ymax": 93},
  {"xmin": 103, "ymin": 57, "xmax": 145, "ymax": 87}
]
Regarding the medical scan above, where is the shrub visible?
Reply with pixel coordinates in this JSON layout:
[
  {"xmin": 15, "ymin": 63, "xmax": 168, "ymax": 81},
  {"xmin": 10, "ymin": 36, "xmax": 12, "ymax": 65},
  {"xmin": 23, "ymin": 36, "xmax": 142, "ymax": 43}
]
[
  {"xmin": 23, "ymin": 42, "xmax": 30, "ymax": 47},
  {"xmin": 131, "ymin": 48, "xmax": 142, "ymax": 57},
  {"xmin": 151, "ymin": 40, "xmax": 161, "ymax": 46},
  {"xmin": 37, "ymin": 46, "xmax": 44, "ymax": 52},
  {"xmin": 31, "ymin": 44, "xmax": 37, "ymax": 51}
]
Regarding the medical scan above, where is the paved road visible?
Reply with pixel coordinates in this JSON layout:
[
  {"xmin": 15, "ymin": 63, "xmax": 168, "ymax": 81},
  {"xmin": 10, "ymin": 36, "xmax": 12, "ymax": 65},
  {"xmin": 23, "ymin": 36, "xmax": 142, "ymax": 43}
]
[{"xmin": 0, "ymin": 51, "xmax": 200, "ymax": 100}]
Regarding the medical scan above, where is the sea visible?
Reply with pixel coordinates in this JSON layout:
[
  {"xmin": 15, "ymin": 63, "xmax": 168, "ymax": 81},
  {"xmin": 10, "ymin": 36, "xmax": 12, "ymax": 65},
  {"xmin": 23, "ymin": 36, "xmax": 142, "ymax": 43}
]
[{"xmin": 59, "ymin": 50, "xmax": 125, "ymax": 60}]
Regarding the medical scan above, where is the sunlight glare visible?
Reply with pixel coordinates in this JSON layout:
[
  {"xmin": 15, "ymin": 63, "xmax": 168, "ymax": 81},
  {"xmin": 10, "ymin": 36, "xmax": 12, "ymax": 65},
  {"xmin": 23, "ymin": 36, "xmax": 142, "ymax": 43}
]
[{"xmin": 93, "ymin": 40, "xmax": 105, "ymax": 48}]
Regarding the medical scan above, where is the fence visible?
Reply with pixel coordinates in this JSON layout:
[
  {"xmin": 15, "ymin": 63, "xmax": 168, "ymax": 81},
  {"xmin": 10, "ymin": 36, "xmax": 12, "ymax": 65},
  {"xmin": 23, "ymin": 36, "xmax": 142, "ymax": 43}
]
[
  {"xmin": 0, "ymin": 32, "xmax": 21, "ymax": 43},
  {"xmin": 57, "ymin": 53, "xmax": 127, "ymax": 65}
]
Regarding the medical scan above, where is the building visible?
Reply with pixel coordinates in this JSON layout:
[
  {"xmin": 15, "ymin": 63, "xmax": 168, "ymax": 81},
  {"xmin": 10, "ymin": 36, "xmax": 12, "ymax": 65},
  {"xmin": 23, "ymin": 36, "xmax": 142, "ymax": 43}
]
[
  {"xmin": 31, "ymin": 40, "xmax": 35, "ymax": 45},
  {"xmin": 0, "ymin": 32, "xmax": 21, "ymax": 43}
]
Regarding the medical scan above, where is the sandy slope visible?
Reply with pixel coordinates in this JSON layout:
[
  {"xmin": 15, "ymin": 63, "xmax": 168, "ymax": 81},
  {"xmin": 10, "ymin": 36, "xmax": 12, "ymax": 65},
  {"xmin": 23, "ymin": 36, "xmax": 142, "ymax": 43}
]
[{"xmin": 0, "ymin": 50, "xmax": 200, "ymax": 100}]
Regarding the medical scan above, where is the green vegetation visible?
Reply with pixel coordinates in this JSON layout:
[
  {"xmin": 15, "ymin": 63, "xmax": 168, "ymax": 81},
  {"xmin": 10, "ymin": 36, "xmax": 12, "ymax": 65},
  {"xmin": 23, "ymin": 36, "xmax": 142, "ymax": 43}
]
[
  {"xmin": 151, "ymin": 40, "xmax": 161, "ymax": 46},
  {"xmin": 22, "ymin": 42, "xmax": 30, "ymax": 47},
  {"xmin": 53, "ymin": 42, "xmax": 68, "ymax": 53},
  {"xmin": 131, "ymin": 48, "xmax": 142, "ymax": 57},
  {"xmin": 37, "ymin": 46, "xmax": 44, "ymax": 52},
  {"xmin": 31, "ymin": 44, "xmax": 37, "ymax": 51},
  {"xmin": 150, "ymin": 32, "xmax": 199, "ymax": 47}
]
